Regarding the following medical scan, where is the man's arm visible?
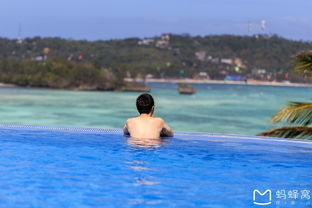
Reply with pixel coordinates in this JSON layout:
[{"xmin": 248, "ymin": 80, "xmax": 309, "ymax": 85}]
[
  {"xmin": 160, "ymin": 119, "xmax": 174, "ymax": 137},
  {"xmin": 123, "ymin": 120, "xmax": 130, "ymax": 136}
]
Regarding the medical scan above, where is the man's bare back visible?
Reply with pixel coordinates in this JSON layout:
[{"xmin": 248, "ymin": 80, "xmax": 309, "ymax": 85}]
[
  {"xmin": 124, "ymin": 116, "xmax": 173, "ymax": 138},
  {"xmin": 123, "ymin": 93, "xmax": 173, "ymax": 139}
]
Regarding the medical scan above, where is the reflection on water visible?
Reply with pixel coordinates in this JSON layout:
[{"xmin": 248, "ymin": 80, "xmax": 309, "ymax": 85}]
[
  {"xmin": 129, "ymin": 166, "xmax": 149, "ymax": 171},
  {"xmin": 125, "ymin": 142, "xmax": 163, "ymax": 206},
  {"xmin": 135, "ymin": 178, "xmax": 160, "ymax": 186},
  {"xmin": 127, "ymin": 137, "xmax": 167, "ymax": 148}
]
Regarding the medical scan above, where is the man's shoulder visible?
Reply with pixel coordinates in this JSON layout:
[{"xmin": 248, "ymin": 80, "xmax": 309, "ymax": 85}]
[
  {"xmin": 126, "ymin": 117, "xmax": 137, "ymax": 123},
  {"xmin": 153, "ymin": 117, "xmax": 164, "ymax": 123},
  {"xmin": 127, "ymin": 117, "xmax": 164, "ymax": 124}
]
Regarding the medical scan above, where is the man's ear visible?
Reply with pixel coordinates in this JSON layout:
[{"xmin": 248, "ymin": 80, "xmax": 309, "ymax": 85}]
[{"xmin": 151, "ymin": 106, "xmax": 155, "ymax": 115}]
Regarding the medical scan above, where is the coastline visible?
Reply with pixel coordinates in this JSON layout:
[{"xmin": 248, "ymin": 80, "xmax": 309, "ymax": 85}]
[
  {"xmin": 1, "ymin": 78, "xmax": 312, "ymax": 90},
  {"xmin": 125, "ymin": 78, "xmax": 312, "ymax": 88},
  {"xmin": 0, "ymin": 83, "xmax": 16, "ymax": 87}
]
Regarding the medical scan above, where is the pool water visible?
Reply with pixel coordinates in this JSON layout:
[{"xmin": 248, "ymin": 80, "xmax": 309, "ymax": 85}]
[{"xmin": 0, "ymin": 125, "xmax": 311, "ymax": 208}]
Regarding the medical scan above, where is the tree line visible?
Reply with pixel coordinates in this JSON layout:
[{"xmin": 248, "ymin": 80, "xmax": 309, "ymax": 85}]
[
  {"xmin": 0, "ymin": 34, "xmax": 311, "ymax": 86},
  {"xmin": 0, "ymin": 57, "xmax": 123, "ymax": 90}
]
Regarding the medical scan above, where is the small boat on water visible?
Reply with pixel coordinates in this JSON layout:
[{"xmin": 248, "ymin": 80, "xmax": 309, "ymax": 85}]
[
  {"xmin": 121, "ymin": 82, "xmax": 151, "ymax": 92},
  {"xmin": 178, "ymin": 83, "xmax": 196, "ymax": 94}
]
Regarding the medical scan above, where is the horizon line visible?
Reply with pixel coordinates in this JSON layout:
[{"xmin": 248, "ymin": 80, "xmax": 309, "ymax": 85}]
[{"xmin": 1, "ymin": 33, "xmax": 311, "ymax": 43}]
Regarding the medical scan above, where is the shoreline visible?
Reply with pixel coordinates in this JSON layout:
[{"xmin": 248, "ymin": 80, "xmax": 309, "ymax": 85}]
[
  {"xmin": 1, "ymin": 78, "xmax": 311, "ymax": 90},
  {"xmin": 0, "ymin": 83, "xmax": 16, "ymax": 87},
  {"xmin": 125, "ymin": 78, "xmax": 312, "ymax": 88}
]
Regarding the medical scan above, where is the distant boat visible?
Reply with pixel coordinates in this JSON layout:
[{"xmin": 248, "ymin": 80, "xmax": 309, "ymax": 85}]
[
  {"xmin": 178, "ymin": 83, "xmax": 195, "ymax": 94},
  {"xmin": 121, "ymin": 82, "xmax": 151, "ymax": 92}
]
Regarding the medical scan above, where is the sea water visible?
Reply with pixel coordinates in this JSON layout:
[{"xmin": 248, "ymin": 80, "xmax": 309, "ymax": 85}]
[{"xmin": 0, "ymin": 83, "xmax": 310, "ymax": 136}]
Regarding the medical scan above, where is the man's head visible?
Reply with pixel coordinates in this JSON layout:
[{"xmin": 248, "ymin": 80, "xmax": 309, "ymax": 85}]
[{"xmin": 136, "ymin": 93, "xmax": 154, "ymax": 114}]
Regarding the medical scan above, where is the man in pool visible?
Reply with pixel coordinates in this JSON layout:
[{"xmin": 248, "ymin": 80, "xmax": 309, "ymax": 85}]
[{"xmin": 123, "ymin": 93, "xmax": 174, "ymax": 138}]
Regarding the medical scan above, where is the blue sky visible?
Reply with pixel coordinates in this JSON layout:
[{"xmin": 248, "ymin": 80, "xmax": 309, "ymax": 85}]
[{"xmin": 0, "ymin": 0, "xmax": 311, "ymax": 41}]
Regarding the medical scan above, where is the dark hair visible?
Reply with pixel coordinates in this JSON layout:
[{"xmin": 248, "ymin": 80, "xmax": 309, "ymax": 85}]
[{"xmin": 136, "ymin": 93, "xmax": 154, "ymax": 114}]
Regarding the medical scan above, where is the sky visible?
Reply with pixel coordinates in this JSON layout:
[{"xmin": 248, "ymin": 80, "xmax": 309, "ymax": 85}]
[{"xmin": 0, "ymin": 0, "xmax": 311, "ymax": 41}]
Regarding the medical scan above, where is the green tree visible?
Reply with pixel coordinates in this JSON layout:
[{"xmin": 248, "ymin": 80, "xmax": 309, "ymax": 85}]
[
  {"xmin": 0, "ymin": 57, "xmax": 124, "ymax": 90},
  {"xmin": 294, "ymin": 50, "xmax": 312, "ymax": 78},
  {"xmin": 258, "ymin": 51, "xmax": 312, "ymax": 139}
]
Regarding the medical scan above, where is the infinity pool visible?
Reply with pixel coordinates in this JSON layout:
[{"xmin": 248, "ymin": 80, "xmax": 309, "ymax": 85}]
[{"xmin": 0, "ymin": 124, "xmax": 311, "ymax": 208}]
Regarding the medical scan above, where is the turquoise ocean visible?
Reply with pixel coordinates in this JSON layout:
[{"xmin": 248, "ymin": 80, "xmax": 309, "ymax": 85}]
[{"xmin": 0, "ymin": 82, "xmax": 310, "ymax": 136}]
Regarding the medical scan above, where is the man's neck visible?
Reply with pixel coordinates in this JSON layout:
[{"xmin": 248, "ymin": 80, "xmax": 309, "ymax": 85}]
[{"xmin": 139, "ymin": 113, "xmax": 152, "ymax": 118}]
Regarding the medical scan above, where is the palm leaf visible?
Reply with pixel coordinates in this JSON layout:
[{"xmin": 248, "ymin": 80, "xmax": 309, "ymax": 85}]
[
  {"xmin": 258, "ymin": 126, "xmax": 312, "ymax": 139},
  {"xmin": 294, "ymin": 50, "xmax": 312, "ymax": 73},
  {"xmin": 271, "ymin": 102, "xmax": 312, "ymax": 126}
]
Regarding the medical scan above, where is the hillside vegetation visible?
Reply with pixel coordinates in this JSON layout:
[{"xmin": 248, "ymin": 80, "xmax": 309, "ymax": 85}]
[{"xmin": 0, "ymin": 34, "xmax": 311, "ymax": 89}]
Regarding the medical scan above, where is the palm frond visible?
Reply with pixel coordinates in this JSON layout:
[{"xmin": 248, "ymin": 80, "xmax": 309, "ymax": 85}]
[
  {"xmin": 294, "ymin": 50, "xmax": 312, "ymax": 73},
  {"xmin": 271, "ymin": 102, "xmax": 312, "ymax": 126},
  {"xmin": 258, "ymin": 126, "xmax": 312, "ymax": 140}
]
